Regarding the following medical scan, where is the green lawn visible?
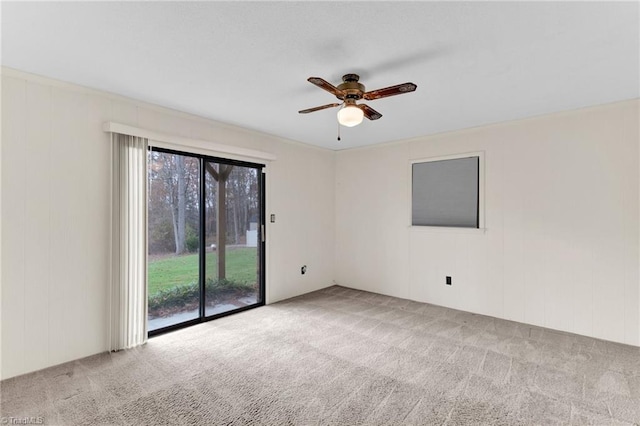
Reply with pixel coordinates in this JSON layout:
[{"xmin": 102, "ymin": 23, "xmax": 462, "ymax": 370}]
[{"xmin": 148, "ymin": 247, "xmax": 258, "ymax": 296}]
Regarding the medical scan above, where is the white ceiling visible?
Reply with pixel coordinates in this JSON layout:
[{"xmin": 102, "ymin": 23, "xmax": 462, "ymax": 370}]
[{"xmin": 2, "ymin": 2, "xmax": 638, "ymax": 150}]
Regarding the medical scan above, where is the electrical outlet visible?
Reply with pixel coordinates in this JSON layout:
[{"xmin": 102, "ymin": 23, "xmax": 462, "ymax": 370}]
[
  {"xmin": 446, "ymin": 276, "xmax": 452, "ymax": 285},
  {"xmin": 301, "ymin": 265, "xmax": 307, "ymax": 275}
]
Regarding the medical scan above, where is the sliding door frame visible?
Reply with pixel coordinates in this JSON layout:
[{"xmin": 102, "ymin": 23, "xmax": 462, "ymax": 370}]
[{"xmin": 148, "ymin": 147, "xmax": 266, "ymax": 337}]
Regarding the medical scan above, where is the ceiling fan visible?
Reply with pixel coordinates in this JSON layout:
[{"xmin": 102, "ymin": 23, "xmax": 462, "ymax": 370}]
[{"xmin": 299, "ymin": 73, "xmax": 417, "ymax": 127}]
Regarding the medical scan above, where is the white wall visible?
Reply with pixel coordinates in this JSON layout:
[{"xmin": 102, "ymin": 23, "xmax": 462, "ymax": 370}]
[
  {"xmin": 1, "ymin": 68, "xmax": 335, "ymax": 379},
  {"xmin": 335, "ymin": 100, "xmax": 640, "ymax": 346},
  {"xmin": 2, "ymin": 67, "xmax": 638, "ymax": 381}
]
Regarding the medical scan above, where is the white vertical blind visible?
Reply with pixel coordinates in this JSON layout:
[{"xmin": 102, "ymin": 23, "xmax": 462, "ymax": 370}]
[{"xmin": 110, "ymin": 133, "xmax": 148, "ymax": 350}]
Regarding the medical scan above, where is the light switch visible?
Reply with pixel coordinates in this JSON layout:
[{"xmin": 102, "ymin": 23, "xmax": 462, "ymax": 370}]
[{"xmin": 270, "ymin": 214, "xmax": 276, "ymax": 223}]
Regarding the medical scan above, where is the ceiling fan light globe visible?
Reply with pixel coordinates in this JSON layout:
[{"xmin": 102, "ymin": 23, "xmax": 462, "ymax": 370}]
[{"xmin": 337, "ymin": 105, "xmax": 364, "ymax": 127}]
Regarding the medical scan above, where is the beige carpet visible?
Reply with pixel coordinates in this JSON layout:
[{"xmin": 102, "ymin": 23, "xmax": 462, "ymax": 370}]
[{"xmin": 1, "ymin": 285, "xmax": 640, "ymax": 425}]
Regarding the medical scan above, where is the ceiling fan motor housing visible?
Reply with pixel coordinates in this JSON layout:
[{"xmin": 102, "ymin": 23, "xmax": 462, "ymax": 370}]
[{"xmin": 337, "ymin": 73, "xmax": 365, "ymax": 100}]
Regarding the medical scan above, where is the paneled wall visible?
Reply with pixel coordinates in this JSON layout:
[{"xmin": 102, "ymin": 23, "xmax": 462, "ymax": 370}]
[
  {"xmin": 1, "ymin": 69, "xmax": 336, "ymax": 379},
  {"xmin": 335, "ymin": 100, "xmax": 640, "ymax": 346},
  {"xmin": 2, "ymin": 67, "xmax": 638, "ymax": 380}
]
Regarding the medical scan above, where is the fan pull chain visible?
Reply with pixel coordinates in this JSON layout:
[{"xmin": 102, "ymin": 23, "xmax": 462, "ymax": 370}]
[{"xmin": 337, "ymin": 120, "xmax": 341, "ymax": 141}]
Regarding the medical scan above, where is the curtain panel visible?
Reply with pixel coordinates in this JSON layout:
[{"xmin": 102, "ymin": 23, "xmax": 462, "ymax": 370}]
[{"xmin": 110, "ymin": 133, "xmax": 148, "ymax": 351}]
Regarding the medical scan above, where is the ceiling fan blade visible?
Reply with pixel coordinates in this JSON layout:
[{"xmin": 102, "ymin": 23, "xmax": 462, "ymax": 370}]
[
  {"xmin": 363, "ymin": 82, "xmax": 417, "ymax": 100},
  {"xmin": 298, "ymin": 103, "xmax": 341, "ymax": 114},
  {"xmin": 358, "ymin": 104, "xmax": 382, "ymax": 121},
  {"xmin": 308, "ymin": 77, "xmax": 344, "ymax": 97}
]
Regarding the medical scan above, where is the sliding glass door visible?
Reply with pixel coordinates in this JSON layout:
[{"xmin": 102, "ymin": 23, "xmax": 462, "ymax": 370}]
[
  {"xmin": 204, "ymin": 162, "xmax": 262, "ymax": 316},
  {"xmin": 147, "ymin": 148, "xmax": 264, "ymax": 335},
  {"xmin": 147, "ymin": 150, "xmax": 201, "ymax": 331}
]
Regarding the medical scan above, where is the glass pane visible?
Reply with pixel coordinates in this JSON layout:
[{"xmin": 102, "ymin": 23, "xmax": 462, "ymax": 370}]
[
  {"xmin": 147, "ymin": 151, "xmax": 201, "ymax": 331},
  {"xmin": 205, "ymin": 163, "xmax": 260, "ymax": 316}
]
